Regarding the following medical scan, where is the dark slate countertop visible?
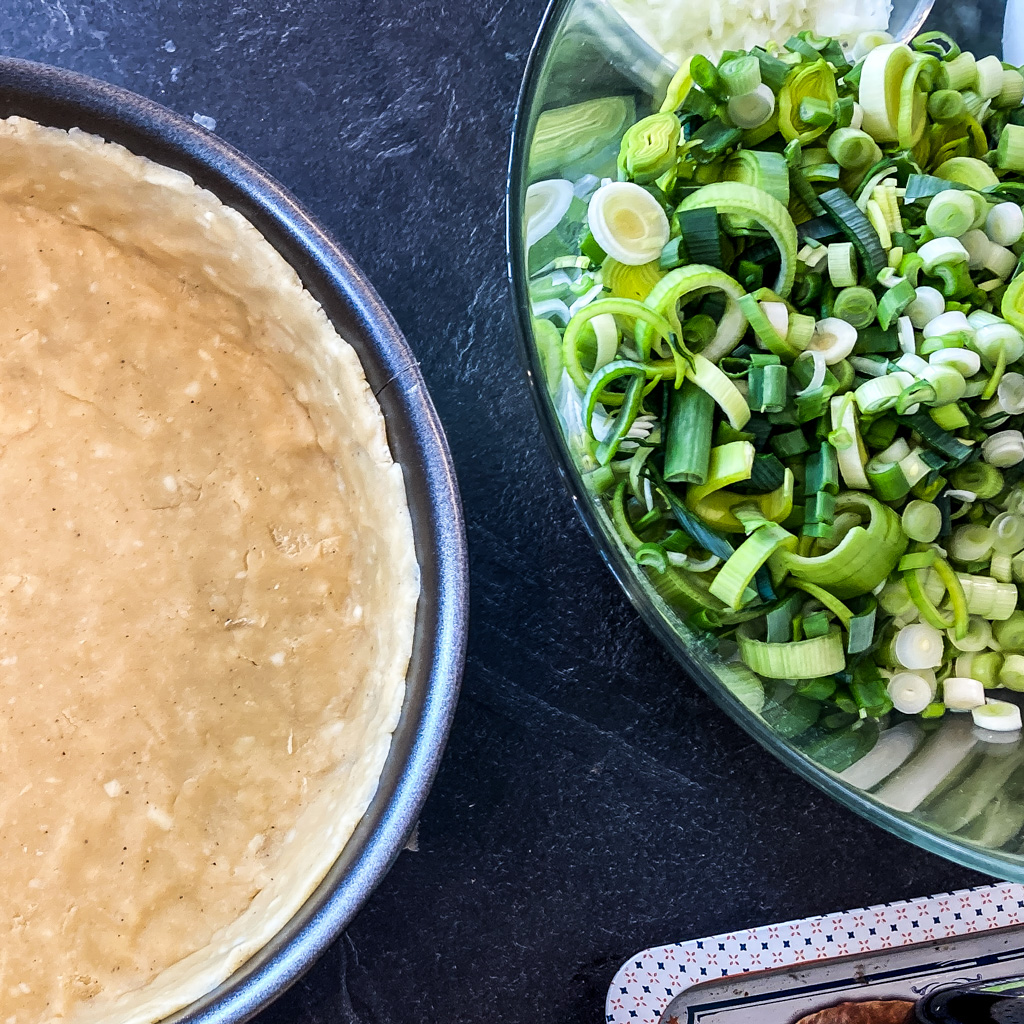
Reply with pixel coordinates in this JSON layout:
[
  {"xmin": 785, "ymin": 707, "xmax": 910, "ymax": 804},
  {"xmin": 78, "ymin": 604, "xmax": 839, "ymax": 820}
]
[{"xmin": 0, "ymin": 1, "xmax": 1002, "ymax": 1021}]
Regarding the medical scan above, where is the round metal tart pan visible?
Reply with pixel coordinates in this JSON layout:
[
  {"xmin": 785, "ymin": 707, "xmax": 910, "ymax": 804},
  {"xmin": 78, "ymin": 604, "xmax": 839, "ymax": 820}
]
[{"xmin": 0, "ymin": 56, "xmax": 468, "ymax": 1024}]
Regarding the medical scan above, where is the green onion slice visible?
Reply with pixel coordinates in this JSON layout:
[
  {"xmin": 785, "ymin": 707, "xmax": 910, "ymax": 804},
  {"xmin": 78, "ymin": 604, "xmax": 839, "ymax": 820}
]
[
  {"xmin": 779, "ymin": 59, "xmax": 839, "ymax": 144},
  {"xmin": 858, "ymin": 42, "xmax": 913, "ymax": 143},
  {"xmin": 737, "ymin": 621, "xmax": 846, "ymax": 679},
  {"xmin": 769, "ymin": 492, "xmax": 908, "ymax": 598},
  {"xmin": 819, "ymin": 187, "xmax": 888, "ymax": 279},
  {"xmin": 709, "ymin": 523, "xmax": 796, "ymax": 609},
  {"xmin": 562, "ymin": 298, "xmax": 677, "ymax": 391},
  {"xmin": 677, "ymin": 183, "xmax": 799, "ymax": 297},
  {"xmin": 640, "ymin": 264, "xmax": 747, "ymax": 362}
]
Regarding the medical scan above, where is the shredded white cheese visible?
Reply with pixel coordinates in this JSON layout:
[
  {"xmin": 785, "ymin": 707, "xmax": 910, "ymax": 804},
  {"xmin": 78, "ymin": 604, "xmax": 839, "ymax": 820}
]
[{"xmin": 608, "ymin": 0, "xmax": 893, "ymax": 66}]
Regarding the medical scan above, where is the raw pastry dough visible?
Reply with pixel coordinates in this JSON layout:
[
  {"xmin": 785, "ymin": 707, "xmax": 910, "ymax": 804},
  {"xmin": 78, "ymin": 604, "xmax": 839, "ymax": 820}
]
[{"xmin": 0, "ymin": 117, "xmax": 418, "ymax": 1024}]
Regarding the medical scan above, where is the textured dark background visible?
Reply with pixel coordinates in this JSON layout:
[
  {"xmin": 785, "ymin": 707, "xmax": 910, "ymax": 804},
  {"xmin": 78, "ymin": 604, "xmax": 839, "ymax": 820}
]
[{"xmin": 0, "ymin": 1, "xmax": 1007, "ymax": 1022}]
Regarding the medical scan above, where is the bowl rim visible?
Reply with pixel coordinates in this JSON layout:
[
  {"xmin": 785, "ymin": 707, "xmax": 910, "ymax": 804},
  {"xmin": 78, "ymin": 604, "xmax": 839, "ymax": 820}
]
[
  {"xmin": 505, "ymin": 0, "xmax": 1022, "ymax": 881},
  {"xmin": 0, "ymin": 55, "xmax": 469, "ymax": 1023}
]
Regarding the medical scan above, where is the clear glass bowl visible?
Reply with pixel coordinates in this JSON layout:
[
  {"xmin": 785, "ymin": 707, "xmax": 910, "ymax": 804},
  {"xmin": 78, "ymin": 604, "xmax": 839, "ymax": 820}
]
[{"xmin": 507, "ymin": 0, "xmax": 1024, "ymax": 877}]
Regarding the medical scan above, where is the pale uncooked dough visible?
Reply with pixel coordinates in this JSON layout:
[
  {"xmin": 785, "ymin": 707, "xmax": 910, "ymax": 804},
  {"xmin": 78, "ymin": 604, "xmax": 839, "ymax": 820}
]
[{"xmin": 0, "ymin": 118, "xmax": 418, "ymax": 1024}]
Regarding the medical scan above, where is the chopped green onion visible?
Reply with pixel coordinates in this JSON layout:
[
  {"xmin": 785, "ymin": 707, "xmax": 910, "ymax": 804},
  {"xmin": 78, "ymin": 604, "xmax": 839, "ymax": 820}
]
[
  {"xmin": 957, "ymin": 573, "xmax": 1019, "ymax": 619},
  {"xmin": 926, "ymin": 189, "xmax": 978, "ymax": 238},
  {"xmin": 826, "ymin": 127, "xmax": 881, "ymax": 170},
  {"xmin": 770, "ymin": 492, "xmax": 907, "ymax": 597},
  {"xmin": 618, "ymin": 113, "xmax": 681, "ymax": 184},
  {"xmin": 948, "ymin": 615, "xmax": 993, "ymax": 652},
  {"xmin": 903, "ymin": 499, "xmax": 942, "ymax": 542},
  {"xmin": 826, "ymin": 242, "xmax": 858, "ymax": 287},
  {"xmin": 727, "ymin": 85, "xmax": 777, "ymax": 130},
  {"xmin": 935, "ymin": 156, "xmax": 1000, "ymax": 190},
  {"xmin": 819, "ymin": 187, "xmax": 887, "ymax": 279},
  {"xmin": 990, "ymin": 511, "xmax": 1024, "ymax": 553},
  {"xmin": 664, "ymin": 379, "xmax": 714, "ymax": 484},
  {"xmin": 972, "ymin": 700, "xmax": 1023, "ymax": 733},
  {"xmin": 982, "ymin": 429, "xmax": 1024, "ymax": 468},
  {"xmin": 678, "ymin": 182, "xmax": 799, "ymax": 297},
  {"xmin": 994, "ymin": 610, "xmax": 1024, "ymax": 652},
  {"xmin": 780, "ymin": 58, "xmax": 839, "ymax": 144},
  {"xmin": 720, "ymin": 55, "xmax": 762, "ymax": 96},
  {"xmin": 709, "ymin": 523, "xmax": 796, "ymax": 609},
  {"xmin": 833, "ymin": 286, "xmax": 877, "ymax": 329},
  {"xmin": 1000, "ymin": 654, "xmax": 1024, "ymax": 691},
  {"xmin": 588, "ymin": 182, "xmax": 671, "ymax": 266},
  {"xmin": 894, "ymin": 622, "xmax": 945, "ymax": 669},
  {"xmin": 878, "ymin": 278, "xmax": 916, "ymax": 330},
  {"xmin": 955, "ymin": 651, "xmax": 1003, "ymax": 688},
  {"xmin": 976, "ymin": 54, "xmax": 1005, "ymax": 100},
  {"xmin": 943, "ymin": 676, "xmax": 986, "ymax": 710},
  {"xmin": 866, "ymin": 443, "xmax": 911, "ymax": 500},
  {"xmin": 927, "ymin": 89, "xmax": 967, "ymax": 124},
  {"xmin": 737, "ymin": 620, "xmax": 845, "ymax": 678},
  {"xmin": 995, "ymin": 70, "xmax": 1024, "ymax": 109},
  {"xmin": 639, "ymin": 264, "xmax": 747, "ymax": 362},
  {"xmin": 943, "ymin": 51, "xmax": 978, "ymax": 92},
  {"xmin": 887, "ymin": 672, "xmax": 934, "ymax": 715},
  {"xmin": 911, "ymin": 31, "xmax": 961, "ymax": 61},
  {"xmin": 723, "ymin": 150, "xmax": 790, "ymax": 209}
]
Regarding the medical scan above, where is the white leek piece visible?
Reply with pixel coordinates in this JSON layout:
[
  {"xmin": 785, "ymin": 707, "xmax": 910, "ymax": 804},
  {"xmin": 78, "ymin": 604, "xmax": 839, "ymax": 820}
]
[
  {"xmin": 931, "ymin": 346, "xmax": 981, "ymax": 377},
  {"xmin": 898, "ymin": 445, "xmax": 932, "ymax": 484},
  {"xmin": 999, "ymin": 372, "xmax": 1024, "ymax": 414},
  {"xmin": 525, "ymin": 178, "xmax": 574, "ymax": 247},
  {"xmin": 531, "ymin": 298, "xmax": 571, "ymax": 325},
  {"xmin": 587, "ymin": 181, "xmax": 670, "ymax": 266},
  {"xmin": 827, "ymin": 242, "xmax": 858, "ymax": 287},
  {"xmin": 829, "ymin": 395, "xmax": 869, "ymax": 488},
  {"xmin": 855, "ymin": 374, "xmax": 905, "ymax": 413},
  {"xmin": 808, "ymin": 317, "xmax": 857, "ymax": 364},
  {"xmin": 944, "ymin": 676, "xmax": 986, "ymax": 711},
  {"xmin": 923, "ymin": 309, "xmax": 974, "ymax": 344},
  {"xmin": 895, "ymin": 351, "xmax": 928, "ymax": 375},
  {"xmin": 760, "ymin": 301, "xmax": 789, "ymax": 340},
  {"xmin": 926, "ymin": 190, "xmax": 977, "ymax": 237},
  {"xmin": 949, "ymin": 522, "xmax": 994, "ymax": 562},
  {"xmin": 983, "ymin": 429, "xmax": 1024, "ymax": 468},
  {"xmin": 977, "ymin": 54, "xmax": 1007, "ymax": 100},
  {"xmin": 859, "ymin": 42, "xmax": 913, "ymax": 143},
  {"xmin": 906, "ymin": 287, "xmax": 947, "ymax": 329},
  {"xmin": 898, "ymin": 315, "xmax": 916, "ymax": 354},
  {"xmin": 918, "ymin": 236, "xmax": 970, "ymax": 272},
  {"xmin": 887, "ymin": 672, "xmax": 935, "ymax": 715},
  {"xmin": 990, "ymin": 511, "xmax": 1024, "ymax": 553},
  {"xmin": 960, "ymin": 228, "xmax": 993, "ymax": 270},
  {"xmin": 852, "ymin": 30, "xmax": 895, "ymax": 60},
  {"xmin": 727, "ymin": 84, "xmax": 775, "ymax": 129},
  {"xmin": 590, "ymin": 313, "xmax": 619, "ymax": 373},
  {"xmin": 987, "ymin": 202, "xmax": 1024, "ymax": 246},
  {"xmin": 985, "ymin": 244, "xmax": 1018, "ymax": 280},
  {"xmin": 973, "ymin": 700, "xmax": 1023, "ymax": 732},
  {"xmin": 795, "ymin": 350, "xmax": 827, "ymax": 396},
  {"xmin": 895, "ymin": 623, "xmax": 944, "ymax": 669},
  {"xmin": 974, "ymin": 321, "xmax": 1024, "ymax": 367},
  {"xmin": 948, "ymin": 615, "xmax": 994, "ymax": 653}
]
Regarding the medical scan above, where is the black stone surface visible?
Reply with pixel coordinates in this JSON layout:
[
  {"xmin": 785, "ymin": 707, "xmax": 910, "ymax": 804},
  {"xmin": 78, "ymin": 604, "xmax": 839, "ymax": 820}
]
[{"xmin": 0, "ymin": 2, "xmax": 1007, "ymax": 1022}]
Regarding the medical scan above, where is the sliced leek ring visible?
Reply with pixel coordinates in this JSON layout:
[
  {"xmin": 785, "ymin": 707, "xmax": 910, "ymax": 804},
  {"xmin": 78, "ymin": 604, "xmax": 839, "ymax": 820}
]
[
  {"xmin": 587, "ymin": 181, "xmax": 670, "ymax": 266},
  {"xmin": 859, "ymin": 42, "xmax": 913, "ymax": 143}
]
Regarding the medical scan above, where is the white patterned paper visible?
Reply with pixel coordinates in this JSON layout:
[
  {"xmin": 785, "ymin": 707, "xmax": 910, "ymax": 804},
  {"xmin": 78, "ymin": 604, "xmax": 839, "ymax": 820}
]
[{"xmin": 607, "ymin": 883, "xmax": 1024, "ymax": 1023}]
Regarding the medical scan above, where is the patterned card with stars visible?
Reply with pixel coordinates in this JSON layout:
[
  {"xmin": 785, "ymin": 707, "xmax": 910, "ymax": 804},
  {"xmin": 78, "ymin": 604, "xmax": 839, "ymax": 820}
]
[{"xmin": 607, "ymin": 883, "xmax": 1024, "ymax": 1023}]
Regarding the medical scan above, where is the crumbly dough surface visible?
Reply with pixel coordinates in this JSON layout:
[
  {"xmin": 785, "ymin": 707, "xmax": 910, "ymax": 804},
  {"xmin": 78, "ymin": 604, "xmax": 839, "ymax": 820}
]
[{"xmin": 0, "ymin": 118, "xmax": 418, "ymax": 1024}]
